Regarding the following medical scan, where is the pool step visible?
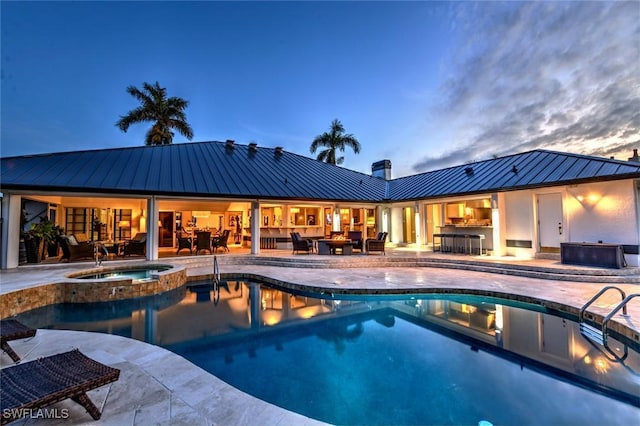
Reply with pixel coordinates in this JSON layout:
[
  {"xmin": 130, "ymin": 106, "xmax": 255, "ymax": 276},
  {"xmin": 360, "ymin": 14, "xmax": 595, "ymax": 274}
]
[{"xmin": 580, "ymin": 323, "xmax": 605, "ymax": 345}]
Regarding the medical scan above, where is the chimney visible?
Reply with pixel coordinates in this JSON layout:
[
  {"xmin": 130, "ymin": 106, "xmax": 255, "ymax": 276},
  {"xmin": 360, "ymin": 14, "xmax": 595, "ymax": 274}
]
[
  {"xmin": 629, "ymin": 149, "xmax": 639, "ymax": 162},
  {"xmin": 248, "ymin": 142, "xmax": 258, "ymax": 153},
  {"xmin": 372, "ymin": 160, "xmax": 392, "ymax": 180},
  {"xmin": 274, "ymin": 146, "xmax": 283, "ymax": 157},
  {"xmin": 225, "ymin": 140, "xmax": 235, "ymax": 150}
]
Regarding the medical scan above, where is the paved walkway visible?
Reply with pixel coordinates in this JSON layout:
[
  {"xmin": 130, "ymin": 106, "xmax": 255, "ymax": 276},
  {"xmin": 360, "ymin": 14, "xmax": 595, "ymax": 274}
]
[{"xmin": 1, "ymin": 251, "xmax": 639, "ymax": 425}]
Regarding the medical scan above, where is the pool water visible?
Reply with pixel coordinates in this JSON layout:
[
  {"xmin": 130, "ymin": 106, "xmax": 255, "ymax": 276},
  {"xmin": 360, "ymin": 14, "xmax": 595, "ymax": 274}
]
[
  {"xmin": 14, "ymin": 281, "xmax": 640, "ymax": 425},
  {"xmin": 75, "ymin": 266, "xmax": 171, "ymax": 280}
]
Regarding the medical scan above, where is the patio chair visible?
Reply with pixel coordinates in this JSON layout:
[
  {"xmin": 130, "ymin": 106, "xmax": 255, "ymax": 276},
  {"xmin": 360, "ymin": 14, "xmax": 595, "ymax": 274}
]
[
  {"xmin": 176, "ymin": 231, "xmax": 193, "ymax": 255},
  {"xmin": 212, "ymin": 229, "xmax": 230, "ymax": 253},
  {"xmin": 291, "ymin": 232, "xmax": 313, "ymax": 254},
  {"xmin": 123, "ymin": 232, "xmax": 147, "ymax": 256},
  {"xmin": 0, "ymin": 349, "xmax": 120, "ymax": 425},
  {"xmin": 195, "ymin": 231, "xmax": 212, "ymax": 255},
  {"xmin": 366, "ymin": 232, "xmax": 388, "ymax": 255},
  {"xmin": 59, "ymin": 235, "xmax": 95, "ymax": 262},
  {"xmin": 1, "ymin": 319, "xmax": 37, "ymax": 362},
  {"xmin": 347, "ymin": 231, "xmax": 363, "ymax": 252}
]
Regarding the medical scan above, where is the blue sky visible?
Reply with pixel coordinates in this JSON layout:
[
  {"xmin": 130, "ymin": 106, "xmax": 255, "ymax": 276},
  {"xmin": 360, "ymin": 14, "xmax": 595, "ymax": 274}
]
[{"xmin": 1, "ymin": 1, "xmax": 638, "ymax": 177}]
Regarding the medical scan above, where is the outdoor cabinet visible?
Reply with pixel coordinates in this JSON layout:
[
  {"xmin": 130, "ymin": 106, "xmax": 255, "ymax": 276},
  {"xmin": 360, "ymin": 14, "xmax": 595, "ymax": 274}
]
[{"xmin": 560, "ymin": 242, "xmax": 625, "ymax": 269}]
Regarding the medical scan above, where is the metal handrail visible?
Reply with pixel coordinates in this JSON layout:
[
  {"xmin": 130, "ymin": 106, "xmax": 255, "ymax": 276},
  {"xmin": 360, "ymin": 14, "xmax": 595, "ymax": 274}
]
[
  {"xmin": 602, "ymin": 293, "xmax": 639, "ymax": 339},
  {"xmin": 579, "ymin": 286, "xmax": 627, "ymax": 323},
  {"xmin": 212, "ymin": 256, "xmax": 221, "ymax": 305},
  {"xmin": 213, "ymin": 255, "xmax": 220, "ymax": 285}
]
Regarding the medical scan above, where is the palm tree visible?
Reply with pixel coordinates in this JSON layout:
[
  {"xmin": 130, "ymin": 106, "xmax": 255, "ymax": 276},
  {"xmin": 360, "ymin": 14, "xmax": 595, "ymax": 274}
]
[
  {"xmin": 310, "ymin": 119, "xmax": 361, "ymax": 165},
  {"xmin": 116, "ymin": 81, "xmax": 194, "ymax": 145}
]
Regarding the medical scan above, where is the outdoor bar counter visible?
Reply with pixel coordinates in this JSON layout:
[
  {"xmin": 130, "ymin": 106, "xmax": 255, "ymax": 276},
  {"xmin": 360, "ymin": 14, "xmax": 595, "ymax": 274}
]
[{"xmin": 435, "ymin": 225, "xmax": 493, "ymax": 255}]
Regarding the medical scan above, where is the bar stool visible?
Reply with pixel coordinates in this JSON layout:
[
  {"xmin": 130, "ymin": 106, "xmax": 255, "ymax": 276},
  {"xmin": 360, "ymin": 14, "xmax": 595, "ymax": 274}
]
[
  {"xmin": 433, "ymin": 233, "xmax": 444, "ymax": 252},
  {"xmin": 469, "ymin": 234, "xmax": 486, "ymax": 255},
  {"xmin": 441, "ymin": 233, "xmax": 454, "ymax": 253},
  {"xmin": 453, "ymin": 234, "xmax": 468, "ymax": 254}
]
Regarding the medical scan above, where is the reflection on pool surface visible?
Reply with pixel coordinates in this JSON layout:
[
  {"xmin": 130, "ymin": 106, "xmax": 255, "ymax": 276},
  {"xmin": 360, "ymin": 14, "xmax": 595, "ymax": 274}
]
[{"xmin": 15, "ymin": 280, "xmax": 640, "ymax": 425}]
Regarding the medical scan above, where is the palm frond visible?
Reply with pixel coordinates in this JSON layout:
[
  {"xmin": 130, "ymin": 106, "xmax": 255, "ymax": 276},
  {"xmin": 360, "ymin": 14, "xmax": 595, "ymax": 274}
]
[{"xmin": 116, "ymin": 81, "xmax": 193, "ymax": 145}]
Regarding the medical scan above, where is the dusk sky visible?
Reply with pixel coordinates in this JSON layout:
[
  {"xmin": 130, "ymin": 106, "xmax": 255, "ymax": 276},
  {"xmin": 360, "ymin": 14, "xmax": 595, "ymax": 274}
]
[{"xmin": 1, "ymin": 1, "xmax": 638, "ymax": 178}]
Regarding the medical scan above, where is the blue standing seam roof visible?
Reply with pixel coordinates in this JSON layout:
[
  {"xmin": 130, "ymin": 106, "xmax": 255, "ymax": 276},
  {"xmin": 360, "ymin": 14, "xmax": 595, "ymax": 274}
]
[{"xmin": 1, "ymin": 142, "xmax": 639, "ymax": 202}]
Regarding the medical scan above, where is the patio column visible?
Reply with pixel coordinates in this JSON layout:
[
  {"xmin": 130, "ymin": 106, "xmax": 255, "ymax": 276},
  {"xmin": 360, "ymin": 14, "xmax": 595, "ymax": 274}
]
[
  {"xmin": 415, "ymin": 202, "xmax": 423, "ymax": 247},
  {"xmin": 250, "ymin": 201, "xmax": 260, "ymax": 255},
  {"xmin": 147, "ymin": 198, "xmax": 159, "ymax": 261},
  {"xmin": 1, "ymin": 193, "xmax": 22, "ymax": 269},
  {"xmin": 332, "ymin": 206, "xmax": 340, "ymax": 232},
  {"xmin": 491, "ymin": 193, "xmax": 506, "ymax": 256}
]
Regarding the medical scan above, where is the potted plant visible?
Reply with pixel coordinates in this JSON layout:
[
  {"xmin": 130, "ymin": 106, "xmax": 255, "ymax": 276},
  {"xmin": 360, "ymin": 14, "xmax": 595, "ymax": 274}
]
[
  {"xmin": 25, "ymin": 217, "xmax": 60, "ymax": 262},
  {"xmin": 47, "ymin": 224, "xmax": 65, "ymax": 258}
]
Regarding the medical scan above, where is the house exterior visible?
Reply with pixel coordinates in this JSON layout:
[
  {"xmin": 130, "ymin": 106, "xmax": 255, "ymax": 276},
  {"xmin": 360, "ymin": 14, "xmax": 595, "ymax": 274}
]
[{"xmin": 1, "ymin": 141, "xmax": 639, "ymax": 269}]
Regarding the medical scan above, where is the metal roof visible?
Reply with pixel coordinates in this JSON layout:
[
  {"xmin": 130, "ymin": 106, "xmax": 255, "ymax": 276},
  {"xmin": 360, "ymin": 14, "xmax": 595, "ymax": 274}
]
[
  {"xmin": 1, "ymin": 143, "xmax": 639, "ymax": 202},
  {"xmin": 387, "ymin": 149, "xmax": 640, "ymax": 201},
  {"xmin": 0, "ymin": 141, "xmax": 387, "ymax": 202}
]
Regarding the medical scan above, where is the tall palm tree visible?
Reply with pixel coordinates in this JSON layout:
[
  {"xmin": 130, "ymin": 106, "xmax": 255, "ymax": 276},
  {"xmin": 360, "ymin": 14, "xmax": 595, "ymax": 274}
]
[
  {"xmin": 116, "ymin": 81, "xmax": 194, "ymax": 145},
  {"xmin": 310, "ymin": 119, "xmax": 361, "ymax": 165}
]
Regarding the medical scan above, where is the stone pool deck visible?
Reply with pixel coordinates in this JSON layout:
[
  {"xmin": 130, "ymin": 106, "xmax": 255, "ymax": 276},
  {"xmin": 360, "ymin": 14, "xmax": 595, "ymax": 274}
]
[{"xmin": 1, "ymin": 251, "xmax": 639, "ymax": 425}]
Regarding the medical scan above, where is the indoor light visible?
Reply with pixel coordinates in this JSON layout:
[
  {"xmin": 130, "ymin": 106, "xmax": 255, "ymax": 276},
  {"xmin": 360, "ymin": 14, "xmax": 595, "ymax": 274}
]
[{"xmin": 192, "ymin": 211, "xmax": 210, "ymax": 218}]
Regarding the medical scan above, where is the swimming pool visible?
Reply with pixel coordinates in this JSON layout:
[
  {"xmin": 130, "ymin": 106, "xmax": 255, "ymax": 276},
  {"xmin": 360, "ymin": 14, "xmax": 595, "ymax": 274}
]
[{"xmin": 14, "ymin": 280, "xmax": 640, "ymax": 425}]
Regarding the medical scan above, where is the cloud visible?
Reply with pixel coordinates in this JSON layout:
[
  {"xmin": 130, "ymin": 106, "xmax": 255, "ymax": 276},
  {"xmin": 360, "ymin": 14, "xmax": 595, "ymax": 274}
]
[{"xmin": 414, "ymin": 1, "xmax": 640, "ymax": 172}]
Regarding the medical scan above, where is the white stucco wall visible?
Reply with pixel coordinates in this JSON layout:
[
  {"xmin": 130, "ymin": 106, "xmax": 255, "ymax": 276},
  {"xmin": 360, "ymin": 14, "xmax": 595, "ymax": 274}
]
[
  {"xmin": 565, "ymin": 180, "xmax": 638, "ymax": 244},
  {"xmin": 504, "ymin": 191, "xmax": 535, "ymax": 257},
  {"xmin": 565, "ymin": 179, "xmax": 639, "ymax": 266}
]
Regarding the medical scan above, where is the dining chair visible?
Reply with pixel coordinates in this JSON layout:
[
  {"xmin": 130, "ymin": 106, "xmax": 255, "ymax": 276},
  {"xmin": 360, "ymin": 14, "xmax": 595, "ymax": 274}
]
[{"xmin": 195, "ymin": 231, "xmax": 212, "ymax": 255}]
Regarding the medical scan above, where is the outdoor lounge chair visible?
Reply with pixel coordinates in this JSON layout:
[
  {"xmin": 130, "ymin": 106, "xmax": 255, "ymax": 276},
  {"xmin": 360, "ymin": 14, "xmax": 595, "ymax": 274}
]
[
  {"xmin": 366, "ymin": 232, "xmax": 388, "ymax": 255},
  {"xmin": 0, "ymin": 349, "xmax": 120, "ymax": 425},
  {"xmin": 347, "ymin": 231, "xmax": 363, "ymax": 252},
  {"xmin": 123, "ymin": 232, "xmax": 147, "ymax": 256},
  {"xmin": 1, "ymin": 319, "xmax": 37, "ymax": 362},
  {"xmin": 59, "ymin": 235, "xmax": 95, "ymax": 262},
  {"xmin": 291, "ymin": 232, "xmax": 313, "ymax": 254}
]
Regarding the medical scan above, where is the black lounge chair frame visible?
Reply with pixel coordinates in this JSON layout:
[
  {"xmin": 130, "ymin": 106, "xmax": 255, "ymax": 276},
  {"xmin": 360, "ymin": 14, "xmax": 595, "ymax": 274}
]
[
  {"xmin": 1, "ymin": 319, "xmax": 37, "ymax": 362},
  {"xmin": 123, "ymin": 233, "xmax": 147, "ymax": 256},
  {"xmin": 0, "ymin": 349, "xmax": 120, "ymax": 425},
  {"xmin": 291, "ymin": 232, "xmax": 313, "ymax": 254},
  {"xmin": 366, "ymin": 232, "xmax": 388, "ymax": 255}
]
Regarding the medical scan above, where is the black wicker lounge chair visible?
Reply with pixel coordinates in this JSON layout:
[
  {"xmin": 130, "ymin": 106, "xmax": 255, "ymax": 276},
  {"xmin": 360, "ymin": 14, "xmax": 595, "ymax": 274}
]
[
  {"xmin": 291, "ymin": 232, "xmax": 313, "ymax": 254},
  {"xmin": 1, "ymin": 319, "xmax": 37, "ymax": 362},
  {"xmin": 0, "ymin": 349, "xmax": 120, "ymax": 425},
  {"xmin": 366, "ymin": 232, "xmax": 388, "ymax": 255}
]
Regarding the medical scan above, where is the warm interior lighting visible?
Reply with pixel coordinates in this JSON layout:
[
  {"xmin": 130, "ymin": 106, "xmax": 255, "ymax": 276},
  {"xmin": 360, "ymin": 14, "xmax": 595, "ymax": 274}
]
[
  {"xmin": 192, "ymin": 211, "xmax": 210, "ymax": 218},
  {"xmin": 290, "ymin": 207, "xmax": 300, "ymax": 213},
  {"xmin": 158, "ymin": 220, "xmax": 162, "ymax": 227},
  {"xmin": 118, "ymin": 220, "xmax": 130, "ymax": 228}
]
